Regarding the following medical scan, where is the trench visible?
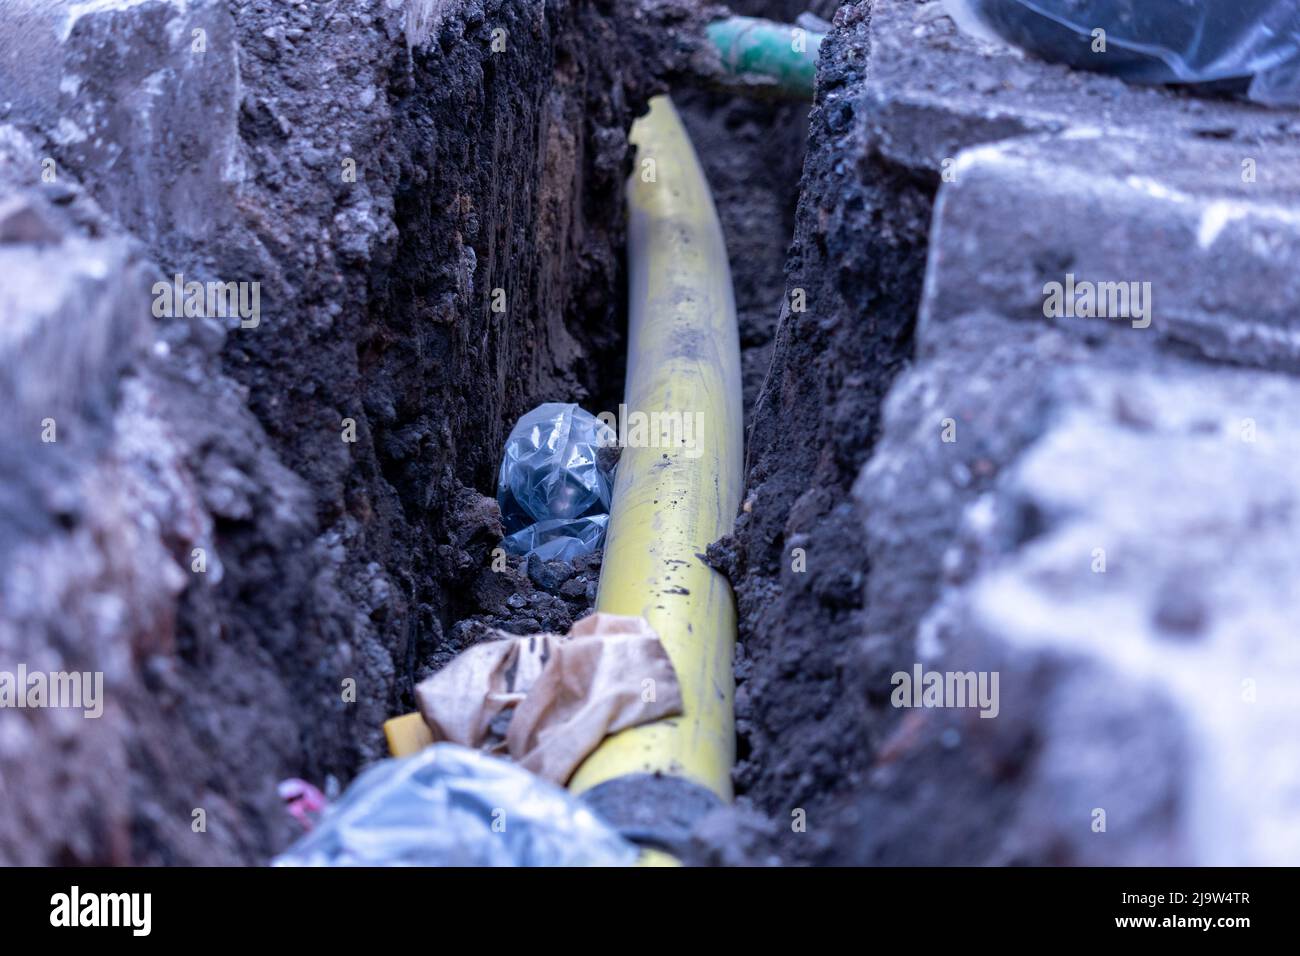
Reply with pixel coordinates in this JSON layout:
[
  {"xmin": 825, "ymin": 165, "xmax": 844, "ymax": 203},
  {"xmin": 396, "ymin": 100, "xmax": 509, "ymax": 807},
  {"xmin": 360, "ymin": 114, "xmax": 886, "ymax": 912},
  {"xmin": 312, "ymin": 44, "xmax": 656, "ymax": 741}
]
[
  {"xmin": 348, "ymin": 0, "xmax": 925, "ymax": 865},
  {"xmin": 6, "ymin": 0, "xmax": 1291, "ymax": 872},
  {"xmin": 0, "ymin": 0, "xmax": 934, "ymax": 867},
  {"xmin": 359, "ymin": 1, "xmax": 836, "ymax": 860},
  {"xmin": 361, "ymin": 0, "xmax": 919, "ymax": 865}
]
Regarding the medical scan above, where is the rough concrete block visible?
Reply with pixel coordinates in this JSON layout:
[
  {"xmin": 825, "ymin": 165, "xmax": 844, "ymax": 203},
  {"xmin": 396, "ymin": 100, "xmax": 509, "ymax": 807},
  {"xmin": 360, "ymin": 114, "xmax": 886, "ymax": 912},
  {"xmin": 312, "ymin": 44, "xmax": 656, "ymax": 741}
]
[
  {"xmin": 922, "ymin": 131, "xmax": 1300, "ymax": 370},
  {"xmin": 862, "ymin": 0, "xmax": 1300, "ymax": 174},
  {"xmin": 0, "ymin": 0, "xmax": 243, "ymax": 250},
  {"xmin": 852, "ymin": 312, "xmax": 1300, "ymax": 863}
]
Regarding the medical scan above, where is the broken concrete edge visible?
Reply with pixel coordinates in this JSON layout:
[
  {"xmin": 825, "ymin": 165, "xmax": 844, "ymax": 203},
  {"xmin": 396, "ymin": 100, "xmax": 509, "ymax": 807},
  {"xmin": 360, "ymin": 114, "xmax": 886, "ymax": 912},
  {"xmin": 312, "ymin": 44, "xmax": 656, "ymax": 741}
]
[
  {"xmin": 853, "ymin": 309, "xmax": 1300, "ymax": 864},
  {"xmin": 921, "ymin": 129, "xmax": 1300, "ymax": 372},
  {"xmin": 854, "ymin": 0, "xmax": 1300, "ymax": 864}
]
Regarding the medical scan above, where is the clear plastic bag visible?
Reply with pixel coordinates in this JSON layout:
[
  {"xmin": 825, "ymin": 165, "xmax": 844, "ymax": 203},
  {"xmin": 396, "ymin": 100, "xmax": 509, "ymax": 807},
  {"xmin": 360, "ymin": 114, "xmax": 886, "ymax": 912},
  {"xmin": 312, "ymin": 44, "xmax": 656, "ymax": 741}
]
[
  {"xmin": 945, "ymin": 0, "xmax": 1300, "ymax": 106},
  {"xmin": 501, "ymin": 514, "xmax": 609, "ymax": 563},
  {"xmin": 497, "ymin": 403, "xmax": 615, "ymax": 560},
  {"xmin": 272, "ymin": 744, "xmax": 637, "ymax": 867}
]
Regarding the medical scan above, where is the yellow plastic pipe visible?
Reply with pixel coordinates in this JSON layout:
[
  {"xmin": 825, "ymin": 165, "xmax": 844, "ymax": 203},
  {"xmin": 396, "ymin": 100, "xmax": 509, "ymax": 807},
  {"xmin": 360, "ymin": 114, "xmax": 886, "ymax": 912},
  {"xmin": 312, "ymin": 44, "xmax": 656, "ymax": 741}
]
[
  {"xmin": 567, "ymin": 96, "xmax": 743, "ymax": 801},
  {"xmin": 383, "ymin": 711, "xmax": 433, "ymax": 756}
]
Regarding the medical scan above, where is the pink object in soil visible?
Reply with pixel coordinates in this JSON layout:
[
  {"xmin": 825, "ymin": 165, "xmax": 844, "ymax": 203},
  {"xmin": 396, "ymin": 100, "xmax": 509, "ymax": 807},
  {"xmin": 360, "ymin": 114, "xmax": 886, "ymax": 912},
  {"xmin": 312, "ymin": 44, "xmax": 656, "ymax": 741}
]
[{"xmin": 278, "ymin": 778, "xmax": 328, "ymax": 830}]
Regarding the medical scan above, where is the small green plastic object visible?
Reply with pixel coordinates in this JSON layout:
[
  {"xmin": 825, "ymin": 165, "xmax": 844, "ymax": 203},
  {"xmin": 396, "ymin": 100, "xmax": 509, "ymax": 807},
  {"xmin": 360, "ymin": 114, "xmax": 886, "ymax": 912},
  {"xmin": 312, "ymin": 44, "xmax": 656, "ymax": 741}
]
[{"xmin": 706, "ymin": 15, "xmax": 826, "ymax": 99}]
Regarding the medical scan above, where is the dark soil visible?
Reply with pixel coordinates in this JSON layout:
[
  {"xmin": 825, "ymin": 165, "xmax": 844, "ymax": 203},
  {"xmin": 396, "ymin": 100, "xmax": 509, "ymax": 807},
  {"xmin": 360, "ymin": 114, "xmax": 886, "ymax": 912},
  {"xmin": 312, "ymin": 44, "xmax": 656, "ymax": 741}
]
[
  {"xmin": 676, "ymin": 86, "xmax": 806, "ymax": 423},
  {"xmin": 412, "ymin": 542, "xmax": 604, "ymax": 684},
  {"xmin": 183, "ymin": 0, "xmax": 690, "ymax": 864},
  {"xmin": 714, "ymin": 2, "xmax": 936, "ymax": 863},
  {"xmin": 0, "ymin": 0, "xmax": 710, "ymax": 865}
]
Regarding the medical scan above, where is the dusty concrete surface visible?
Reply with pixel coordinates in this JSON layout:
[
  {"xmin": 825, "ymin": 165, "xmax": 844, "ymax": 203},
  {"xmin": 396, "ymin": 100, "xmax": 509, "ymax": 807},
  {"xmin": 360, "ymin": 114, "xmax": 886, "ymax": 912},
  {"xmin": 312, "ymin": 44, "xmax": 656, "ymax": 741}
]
[
  {"xmin": 724, "ymin": 0, "xmax": 1300, "ymax": 864},
  {"xmin": 0, "ymin": 0, "xmax": 706, "ymax": 865},
  {"xmin": 851, "ymin": 332, "xmax": 1300, "ymax": 864}
]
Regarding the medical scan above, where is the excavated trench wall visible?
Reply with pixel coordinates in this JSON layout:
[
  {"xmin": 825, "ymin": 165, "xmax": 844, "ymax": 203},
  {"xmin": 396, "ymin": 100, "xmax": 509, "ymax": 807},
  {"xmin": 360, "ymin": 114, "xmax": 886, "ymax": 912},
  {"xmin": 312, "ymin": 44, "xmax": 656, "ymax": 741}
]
[
  {"xmin": 0, "ymin": 0, "xmax": 705, "ymax": 865},
  {"xmin": 712, "ymin": 2, "xmax": 933, "ymax": 860},
  {"xmin": 728, "ymin": 0, "xmax": 1300, "ymax": 866}
]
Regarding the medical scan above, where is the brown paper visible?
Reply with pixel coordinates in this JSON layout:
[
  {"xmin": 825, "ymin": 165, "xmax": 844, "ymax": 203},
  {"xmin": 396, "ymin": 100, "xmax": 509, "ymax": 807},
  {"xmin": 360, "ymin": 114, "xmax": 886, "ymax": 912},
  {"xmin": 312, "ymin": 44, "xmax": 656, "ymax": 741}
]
[{"xmin": 414, "ymin": 613, "xmax": 682, "ymax": 784}]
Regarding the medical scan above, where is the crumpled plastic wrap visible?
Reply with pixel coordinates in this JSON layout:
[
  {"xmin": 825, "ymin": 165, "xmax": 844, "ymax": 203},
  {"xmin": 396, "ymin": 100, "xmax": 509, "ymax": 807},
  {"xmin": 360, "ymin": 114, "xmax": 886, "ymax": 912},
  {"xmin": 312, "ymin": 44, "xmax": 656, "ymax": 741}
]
[
  {"xmin": 945, "ymin": 0, "xmax": 1300, "ymax": 106},
  {"xmin": 272, "ymin": 744, "xmax": 638, "ymax": 867},
  {"xmin": 498, "ymin": 403, "xmax": 615, "ymax": 560},
  {"xmin": 501, "ymin": 515, "xmax": 609, "ymax": 562}
]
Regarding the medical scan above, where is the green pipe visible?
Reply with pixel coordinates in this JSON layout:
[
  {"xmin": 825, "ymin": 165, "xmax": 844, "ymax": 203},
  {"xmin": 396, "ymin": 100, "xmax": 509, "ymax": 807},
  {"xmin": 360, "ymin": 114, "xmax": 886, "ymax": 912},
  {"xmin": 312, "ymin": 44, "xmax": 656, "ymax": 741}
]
[{"xmin": 706, "ymin": 15, "xmax": 826, "ymax": 100}]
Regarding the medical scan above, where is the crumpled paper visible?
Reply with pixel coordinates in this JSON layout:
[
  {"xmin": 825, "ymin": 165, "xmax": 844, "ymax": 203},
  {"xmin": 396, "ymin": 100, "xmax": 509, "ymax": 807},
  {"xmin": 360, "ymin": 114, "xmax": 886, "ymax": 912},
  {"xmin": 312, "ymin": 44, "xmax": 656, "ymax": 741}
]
[{"xmin": 415, "ymin": 613, "xmax": 682, "ymax": 784}]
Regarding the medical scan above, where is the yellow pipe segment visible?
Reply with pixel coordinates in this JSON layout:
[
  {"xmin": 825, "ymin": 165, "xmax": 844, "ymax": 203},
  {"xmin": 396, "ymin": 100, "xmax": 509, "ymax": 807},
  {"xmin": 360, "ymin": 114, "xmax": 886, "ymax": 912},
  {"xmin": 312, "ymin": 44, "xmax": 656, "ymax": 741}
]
[{"xmin": 567, "ymin": 96, "xmax": 743, "ymax": 801}]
